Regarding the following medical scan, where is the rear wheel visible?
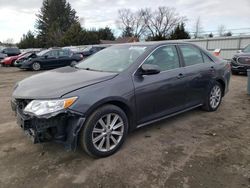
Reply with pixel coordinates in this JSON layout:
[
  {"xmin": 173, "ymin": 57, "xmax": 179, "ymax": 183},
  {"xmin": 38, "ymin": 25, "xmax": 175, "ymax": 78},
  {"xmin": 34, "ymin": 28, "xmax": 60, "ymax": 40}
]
[
  {"xmin": 32, "ymin": 62, "xmax": 41, "ymax": 71},
  {"xmin": 80, "ymin": 105, "xmax": 128, "ymax": 158},
  {"xmin": 70, "ymin": 61, "xmax": 77, "ymax": 67},
  {"xmin": 202, "ymin": 82, "xmax": 222, "ymax": 112}
]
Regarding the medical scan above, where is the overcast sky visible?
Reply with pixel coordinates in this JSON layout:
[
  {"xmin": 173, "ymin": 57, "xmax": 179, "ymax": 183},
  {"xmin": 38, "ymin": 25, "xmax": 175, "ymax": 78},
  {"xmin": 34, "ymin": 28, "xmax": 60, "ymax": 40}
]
[{"xmin": 0, "ymin": 0, "xmax": 249, "ymax": 42}]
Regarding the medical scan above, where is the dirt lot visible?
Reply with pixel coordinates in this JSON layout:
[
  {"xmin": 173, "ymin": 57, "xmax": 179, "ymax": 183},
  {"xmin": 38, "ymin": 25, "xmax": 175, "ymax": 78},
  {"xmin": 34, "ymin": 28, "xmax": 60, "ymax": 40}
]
[{"xmin": 0, "ymin": 67, "xmax": 250, "ymax": 188}]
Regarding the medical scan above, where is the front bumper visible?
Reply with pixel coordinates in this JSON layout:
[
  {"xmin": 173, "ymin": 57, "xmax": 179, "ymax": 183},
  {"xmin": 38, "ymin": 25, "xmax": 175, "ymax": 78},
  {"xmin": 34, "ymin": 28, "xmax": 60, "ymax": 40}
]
[
  {"xmin": 19, "ymin": 64, "xmax": 31, "ymax": 69},
  {"xmin": 11, "ymin": 99, "xmax": 85, "ymax": 151}
]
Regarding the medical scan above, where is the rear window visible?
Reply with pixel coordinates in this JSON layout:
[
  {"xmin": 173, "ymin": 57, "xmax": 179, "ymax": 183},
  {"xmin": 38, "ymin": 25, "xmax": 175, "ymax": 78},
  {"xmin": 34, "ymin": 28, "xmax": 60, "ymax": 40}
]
[
  {"xmin": 179, "ymin": 45, "xmax": 204, "ymax": 66},
  {"xmin": 202, "ymin": 53, "xmax": 214, "ymax": 63}
]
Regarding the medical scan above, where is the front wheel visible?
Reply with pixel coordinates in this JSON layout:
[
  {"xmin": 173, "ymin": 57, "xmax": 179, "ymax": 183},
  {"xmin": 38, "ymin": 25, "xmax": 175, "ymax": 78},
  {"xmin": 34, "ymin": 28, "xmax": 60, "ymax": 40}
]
[
  {"xmin": 202, "ymin": 82, "xmax": 223, "ymax": 112},
  {"xmin": 31, "ymin": 62, "xmax": 41, "ymax": 71},
  {"xmin": 80, "ymin": 105, "xmax": 128, "ymax": 158}
]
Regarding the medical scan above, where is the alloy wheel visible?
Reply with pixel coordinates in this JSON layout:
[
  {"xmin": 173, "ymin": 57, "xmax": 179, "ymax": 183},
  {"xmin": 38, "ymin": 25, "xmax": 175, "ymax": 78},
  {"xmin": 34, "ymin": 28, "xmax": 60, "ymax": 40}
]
[
  {"xmin": 92, "ymin": 113, "xmax": 124, "ymax": 152},
  {"xmin": 209, "ymin": 85, "xmax": 221, "ymax": 109},
  {"xmin": 32, "ymin": 62, "xmax": 41, "ymax": 71}
]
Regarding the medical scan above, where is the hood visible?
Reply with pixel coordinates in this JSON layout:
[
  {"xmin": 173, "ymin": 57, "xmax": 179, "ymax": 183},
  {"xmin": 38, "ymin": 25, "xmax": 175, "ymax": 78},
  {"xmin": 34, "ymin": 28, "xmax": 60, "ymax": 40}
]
[
  {"xmin": 4, "ymin": 55, "xmax": 18, "ymax": 61},
  {"xmin": 13, "ymin": 66, "xmax": 118, "ymax": 99}
]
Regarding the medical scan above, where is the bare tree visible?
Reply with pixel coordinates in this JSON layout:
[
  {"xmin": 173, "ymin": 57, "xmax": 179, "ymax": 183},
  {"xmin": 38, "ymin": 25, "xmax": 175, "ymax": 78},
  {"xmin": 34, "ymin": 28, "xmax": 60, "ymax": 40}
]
[
  {"xmin": 193, "ymin": 17, "xmax": 203, "ymax": 38},
  {"xmin": 218, "ymin": 25, "xmax": 226, "ymax": 37},
  {"xmin": 116, "ymin": 9, "xmax": 146, "ymax": 38},
  {"xmin": 142, "ymin": 7, "xmax": 186, "ymax": 40}
]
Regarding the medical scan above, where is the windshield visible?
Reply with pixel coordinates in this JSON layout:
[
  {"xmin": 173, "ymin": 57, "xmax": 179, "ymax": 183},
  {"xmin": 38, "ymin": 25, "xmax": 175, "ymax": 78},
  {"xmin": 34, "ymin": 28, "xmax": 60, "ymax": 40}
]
[
  {"xmin": 243, "ymin": 45, "xmax": 250, "ymax": 53},
  {"xmin": 37, "ymin": 49, "xmax": 50, "ymax": 56},
  {"xmin": 22, "ymin": 52, "xmax": 33, "ymax": 58},
  {"xmin": 76, "ymin": 45, "xmax": 148, "ymax": 72},
  {"xmin": 82, "ymin": 46, "xmax": 92, "ymax": 52}
]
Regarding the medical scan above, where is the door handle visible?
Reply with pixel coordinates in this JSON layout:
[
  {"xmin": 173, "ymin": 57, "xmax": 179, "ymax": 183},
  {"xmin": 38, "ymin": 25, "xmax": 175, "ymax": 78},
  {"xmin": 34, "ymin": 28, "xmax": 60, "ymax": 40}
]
[
  {"xmin": 177, "ymin": 73, "xmax": 184, "ymax": 79},
  {"xmin": 210, "ymin": 66, "xmax": 215, "ymax": 72}
]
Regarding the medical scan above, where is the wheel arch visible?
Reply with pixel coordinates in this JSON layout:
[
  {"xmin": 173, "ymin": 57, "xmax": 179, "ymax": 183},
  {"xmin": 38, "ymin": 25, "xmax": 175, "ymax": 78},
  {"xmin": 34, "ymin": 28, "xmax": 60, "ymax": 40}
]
[
  {"xmin": 215, "ymin": 78, "xmax": 226, "ymax": 97},
  {"xmin": 31, "ymin": 61, "xmax": 42, "ymax": 69},
  {"xmin": 84, "ymin": 97, "xmax": 136, "ymax": 132}
]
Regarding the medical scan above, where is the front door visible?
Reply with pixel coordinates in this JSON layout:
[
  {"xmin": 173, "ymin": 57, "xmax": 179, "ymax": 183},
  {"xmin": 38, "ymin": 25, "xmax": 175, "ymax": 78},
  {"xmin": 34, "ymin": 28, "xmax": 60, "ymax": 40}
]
[{"xmin": 133, "ymin": 45, "xmax": 188, "ymax": 125}]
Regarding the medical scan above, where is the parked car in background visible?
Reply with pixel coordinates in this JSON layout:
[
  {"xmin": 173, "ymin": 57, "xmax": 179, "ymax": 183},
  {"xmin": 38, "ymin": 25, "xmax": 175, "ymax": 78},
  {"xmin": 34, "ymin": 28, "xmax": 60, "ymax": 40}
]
[
  {"xmin": 1, "ymin": 53, "xmax": 25, "ymax": 66},
  {"xmin": 80, "ymin": 45, "xmax": 108, "ymax": 57},
  {"xmin": 0, "ymin": 52, "xmax": 7, "ymax": 61},
  {"xmin": 1, "ymin": 47, "xmax": 21, "ymax": 57},
  {"xmin": 1, "ymin": 50, "xmax": 41, "ymax": 67},
  {"xmin": 11, "ymin": 42, "xmax": 231, "ymax": 157},
  {"xmin": 63, "ymin": 46, "xmax": 83, "ymax": 52},
  {"xmin": 19, "ymin": 48, "xmax": 83, "ymax": 71},
  {"xmin": 231, "ymin": 44, "xmax": 250, "ymax": 74},
  {"xmin": 14, "ymin": 51, "xmax": 39, "ymax": 67}
]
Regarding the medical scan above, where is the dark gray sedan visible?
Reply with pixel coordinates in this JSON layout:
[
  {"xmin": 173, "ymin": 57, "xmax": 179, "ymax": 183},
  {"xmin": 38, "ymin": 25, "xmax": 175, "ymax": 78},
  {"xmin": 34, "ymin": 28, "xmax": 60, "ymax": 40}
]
[{"xmin": 11, "ymin": 42, "xmax": 231, "ymax": 157}]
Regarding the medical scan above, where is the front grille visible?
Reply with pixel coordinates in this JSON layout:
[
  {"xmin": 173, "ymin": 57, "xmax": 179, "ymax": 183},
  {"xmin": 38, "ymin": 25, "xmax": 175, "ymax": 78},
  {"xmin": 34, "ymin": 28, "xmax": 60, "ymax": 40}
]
[{"xmin": 237, "ymin": 57, "xmax": 250, "ymax": 65}]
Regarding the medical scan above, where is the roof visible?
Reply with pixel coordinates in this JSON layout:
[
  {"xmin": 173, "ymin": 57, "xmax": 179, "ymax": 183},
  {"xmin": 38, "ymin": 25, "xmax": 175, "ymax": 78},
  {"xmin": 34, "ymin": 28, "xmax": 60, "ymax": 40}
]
[
  {"xmin": 100, "ymin": 37, "xmax": 139, "ymax": 44},
  {"xmin": 109, "ymin": 40, "xmax": 195, "ymax": 47}
]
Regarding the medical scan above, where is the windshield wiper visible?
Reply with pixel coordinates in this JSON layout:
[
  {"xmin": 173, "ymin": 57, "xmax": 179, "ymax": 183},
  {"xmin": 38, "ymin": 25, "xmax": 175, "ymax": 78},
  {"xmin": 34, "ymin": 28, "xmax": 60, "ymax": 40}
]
[{"xmin": 76, "ymin": 67, "xmax": 100, "ymax": 71}]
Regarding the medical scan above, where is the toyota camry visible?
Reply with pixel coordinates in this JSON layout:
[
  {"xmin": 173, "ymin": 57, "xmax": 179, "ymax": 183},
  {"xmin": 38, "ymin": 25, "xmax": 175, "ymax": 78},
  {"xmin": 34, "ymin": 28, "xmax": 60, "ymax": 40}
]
[{"xmin": 11, "ymin": 42, "xmax": 231, "ymax": 157}]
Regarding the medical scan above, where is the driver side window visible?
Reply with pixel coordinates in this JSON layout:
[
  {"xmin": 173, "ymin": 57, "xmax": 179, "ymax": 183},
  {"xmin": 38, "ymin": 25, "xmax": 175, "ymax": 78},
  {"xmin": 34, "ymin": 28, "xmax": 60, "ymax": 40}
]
[
  {"xmin": 46, "ymin": 50, "xmax": 58, "ymax": 58},
  {"xmin": 144, "ymin": 45, "xmax": 180, "ymax": 71}
]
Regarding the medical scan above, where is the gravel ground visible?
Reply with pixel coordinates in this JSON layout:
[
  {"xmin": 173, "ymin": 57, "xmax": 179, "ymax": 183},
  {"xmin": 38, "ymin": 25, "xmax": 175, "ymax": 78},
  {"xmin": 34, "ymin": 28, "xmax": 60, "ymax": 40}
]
[{"xmin": 0, "ymin": 67, "xmax": 250, "ymax": 188}]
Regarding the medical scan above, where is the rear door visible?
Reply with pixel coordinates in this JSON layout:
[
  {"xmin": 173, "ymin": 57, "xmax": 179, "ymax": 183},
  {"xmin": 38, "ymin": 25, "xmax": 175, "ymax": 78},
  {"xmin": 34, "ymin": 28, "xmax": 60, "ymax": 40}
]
[
  {"xmin": 133, "ymin": 45, "xmax": 188, "ymax": 125},
  {"xmin": 43, "ymin": 50, "xmax": 60, "ymax": 68},
  {"xmin": 178, "ymin": 44, "xmax": 216, "ymax": 107},
  {"xmin": 58, "ymin": 49, "xmax": 72, "ymax": 67}
]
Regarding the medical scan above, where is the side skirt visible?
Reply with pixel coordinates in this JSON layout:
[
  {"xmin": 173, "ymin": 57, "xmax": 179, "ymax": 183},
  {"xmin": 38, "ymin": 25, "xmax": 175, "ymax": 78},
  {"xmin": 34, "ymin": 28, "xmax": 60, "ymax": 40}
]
[{"xmin": 136, "ymin": 104, "xmax": 203, "ymax": 129}]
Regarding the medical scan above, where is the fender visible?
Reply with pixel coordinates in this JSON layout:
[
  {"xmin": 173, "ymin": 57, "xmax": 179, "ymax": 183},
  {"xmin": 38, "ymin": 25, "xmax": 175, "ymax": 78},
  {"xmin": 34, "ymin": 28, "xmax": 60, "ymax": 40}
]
[{"xmin": 84, "ymin": 96, "xmax": 137, "ymax": 131}]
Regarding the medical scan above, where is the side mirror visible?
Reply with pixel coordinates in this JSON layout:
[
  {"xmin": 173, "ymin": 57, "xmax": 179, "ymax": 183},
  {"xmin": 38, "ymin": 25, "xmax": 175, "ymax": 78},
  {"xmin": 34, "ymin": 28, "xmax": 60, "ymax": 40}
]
[
  {"xmin": 140, "ymin": 64, "xmax": 160, "ymax": 75},
  {"xmin": 44, "ymin": 55, "xmax": 48, "ymax": 59},
  {"xmin": 237, "ymin": 50, "xmax": 242, "ymax": 53}
]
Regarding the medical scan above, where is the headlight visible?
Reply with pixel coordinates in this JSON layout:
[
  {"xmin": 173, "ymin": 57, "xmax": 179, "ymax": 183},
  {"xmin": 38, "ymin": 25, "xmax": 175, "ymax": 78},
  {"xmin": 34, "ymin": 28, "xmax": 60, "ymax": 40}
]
[{"xmin": 24, "ymin": 97, "xmax": 77, "ymax": 116}]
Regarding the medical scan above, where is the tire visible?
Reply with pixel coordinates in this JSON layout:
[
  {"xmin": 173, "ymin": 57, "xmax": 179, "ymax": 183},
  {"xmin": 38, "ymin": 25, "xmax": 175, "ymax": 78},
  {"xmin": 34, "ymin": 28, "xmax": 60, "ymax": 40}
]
[
  {"xmin": 31, "ymin": 62, "xmax": 41, "ymax": 71},
  {"xmin": 80, "ymin": 105, "xmax": 128, "ymax": 158},
  {"xmin": 70, "ymin": 61, "xmax": 77, "ymax": 67},
  {"xmin": 202, "ymin": 81, "xmax": 223, "ymax": 112},
  {"xmin": 11, "ymin": 60, "xmax": 15, "ymax": 67}
]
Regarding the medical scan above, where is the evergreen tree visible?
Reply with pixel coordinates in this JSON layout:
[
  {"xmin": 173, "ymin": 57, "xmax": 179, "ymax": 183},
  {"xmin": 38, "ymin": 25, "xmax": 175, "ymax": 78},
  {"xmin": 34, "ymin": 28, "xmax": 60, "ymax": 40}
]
[
  {"xmin": 18, "ymin": 31, "xmax": 38, "ymax": 49},
  {"xmin": 36, "ymin": 0, "xmax": 79, "ymax": 47},
  {"xmin": 122, "ymin": 26, "xmax": 133, "ymax": 37},
  {"xmin": 169, "ymin": 23, "xmax": 190, "ymax": 40},
  {"xmin": 82, "ymin": 29, "xmax": 100, "ymax": 45},
  {"xmin": 98, "ymin": 27, "xmax": 115, "ymax": 41},
  {"xmin": 224, "ymin": 31, "xmax": 232, "ymax": 37},
  {"xmin": 208, "ymin": 33, "xmax": 214, "ymax": 38},
  {"xmin": 61, "ymin": 23, "xmax": 84, "ymax": 46}
]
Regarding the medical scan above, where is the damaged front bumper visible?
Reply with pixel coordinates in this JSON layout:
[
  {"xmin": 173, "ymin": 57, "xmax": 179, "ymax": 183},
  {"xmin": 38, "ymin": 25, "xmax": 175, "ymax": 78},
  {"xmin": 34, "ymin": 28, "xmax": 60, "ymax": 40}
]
[{"xmin": 11, "ymin": 99, "xmax": 85, "ymax": 151}]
